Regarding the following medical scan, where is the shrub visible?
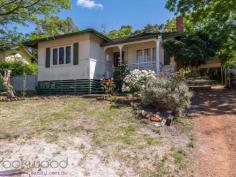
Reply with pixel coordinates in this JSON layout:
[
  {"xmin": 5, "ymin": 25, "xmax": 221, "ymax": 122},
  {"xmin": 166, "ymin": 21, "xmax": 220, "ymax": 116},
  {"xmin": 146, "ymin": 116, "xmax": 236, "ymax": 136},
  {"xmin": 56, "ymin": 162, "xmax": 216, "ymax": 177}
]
[
  {"xmin": 123, "ymin": 69, "xmax": 156, "ymax": 93},
  {"xmin": 101, "ymin": 78, "xmax": 115, "ymax": 94},
  {"xmin": 0, "ymin": 60, "xmax": 38, "ymax": 98},
  {"xmin": 140, "ymin": 75, "xmax": 192, "ymax": 116},
  {"xmin": 113, "ymin": 64, "xmax": 129, "ymax": 92},
  {"xmin": 0, "ymin": 60, "xmax": 37, "ymax": 76}
]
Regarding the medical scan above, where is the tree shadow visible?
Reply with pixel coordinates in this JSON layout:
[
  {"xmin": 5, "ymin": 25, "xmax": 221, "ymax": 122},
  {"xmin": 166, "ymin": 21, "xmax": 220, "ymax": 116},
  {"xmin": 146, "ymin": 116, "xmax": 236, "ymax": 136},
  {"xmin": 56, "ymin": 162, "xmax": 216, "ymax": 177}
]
[{"xmin": 189, "ymin": 88, "xmax": 236, "ymax": 117}]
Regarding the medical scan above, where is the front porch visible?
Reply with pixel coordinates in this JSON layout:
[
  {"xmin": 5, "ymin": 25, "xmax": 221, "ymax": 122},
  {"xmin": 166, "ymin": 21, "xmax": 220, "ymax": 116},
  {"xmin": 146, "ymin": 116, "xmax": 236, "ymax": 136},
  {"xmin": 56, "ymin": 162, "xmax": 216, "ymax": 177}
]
[{"xmin": 103, "ymin": 37, "xmax": 174, "ymax": 77}]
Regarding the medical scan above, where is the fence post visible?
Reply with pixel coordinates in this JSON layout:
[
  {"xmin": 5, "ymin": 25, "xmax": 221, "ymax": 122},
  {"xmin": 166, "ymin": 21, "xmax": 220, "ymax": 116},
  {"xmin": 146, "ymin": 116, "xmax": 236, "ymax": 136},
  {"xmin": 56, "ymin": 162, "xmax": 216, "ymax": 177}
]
[{"xmin": 22, "ymin": 74, "xmax": 26, "ymax": 97}]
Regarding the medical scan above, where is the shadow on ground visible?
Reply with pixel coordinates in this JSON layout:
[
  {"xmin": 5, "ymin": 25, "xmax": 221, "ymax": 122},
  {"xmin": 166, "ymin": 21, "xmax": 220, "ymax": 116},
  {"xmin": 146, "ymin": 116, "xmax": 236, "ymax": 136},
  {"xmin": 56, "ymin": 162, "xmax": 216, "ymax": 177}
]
[{"xmin": 189, "ymin": 88, "xmax": 236, "ymax": 117}]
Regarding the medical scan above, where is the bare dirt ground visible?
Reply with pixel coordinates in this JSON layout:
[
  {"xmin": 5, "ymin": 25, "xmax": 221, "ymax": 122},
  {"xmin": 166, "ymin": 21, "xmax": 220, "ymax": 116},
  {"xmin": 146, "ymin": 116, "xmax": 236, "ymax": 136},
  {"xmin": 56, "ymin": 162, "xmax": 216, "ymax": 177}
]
[
  {"xmin": 0, "ymin": 96, "xmax": 191, "ymax": 177},
  {"xmin": 188, "ymin": 88, "xmax": 236, "ymax": 177}
]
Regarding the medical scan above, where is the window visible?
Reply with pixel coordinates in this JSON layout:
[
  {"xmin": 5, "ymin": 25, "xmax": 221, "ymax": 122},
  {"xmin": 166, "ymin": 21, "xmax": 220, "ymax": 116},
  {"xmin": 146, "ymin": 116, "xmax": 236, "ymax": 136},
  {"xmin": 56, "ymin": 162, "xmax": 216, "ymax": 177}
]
[
  {"xmin": 53, "ymin": 48, "xmax": 58, "ymax": 65},
  {"xmin": 65, "ymin": 46, "xmax": 71, "ymax": 64},
  {"xmin": 52, "ymin": 45, "xmax": 72, "ymax": 65},
  {"xmin": 144, "ymin": 48, "xmax": 151, "ymax": 62},
  {"xmin": 136, "ymin": 50, "xmax": 143, "ymax": 62},
  {"xmin": 137, "ymin": 48, "xmax": 154, "ymax": 63},
  {"xmin": 59, "ymin": 47, "xmax": 64, "ymax": 64}
]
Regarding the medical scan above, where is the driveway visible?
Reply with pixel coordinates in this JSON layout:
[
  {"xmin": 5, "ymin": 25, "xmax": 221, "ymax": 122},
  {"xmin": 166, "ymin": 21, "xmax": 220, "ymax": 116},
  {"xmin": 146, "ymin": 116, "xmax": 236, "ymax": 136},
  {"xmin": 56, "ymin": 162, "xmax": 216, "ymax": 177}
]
[{"xmin": 189, "ymin": 88, "xmax": 236, "ymax": 177}]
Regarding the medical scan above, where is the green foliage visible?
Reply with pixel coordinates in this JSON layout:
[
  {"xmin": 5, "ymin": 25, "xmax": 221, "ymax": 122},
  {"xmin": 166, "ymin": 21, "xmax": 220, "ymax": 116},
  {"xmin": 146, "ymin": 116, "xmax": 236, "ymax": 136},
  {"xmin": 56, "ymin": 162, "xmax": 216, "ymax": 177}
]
[
  {"xmin": 163, "ymin": 19, "xmax": 177, "ymax": 32},
  {"xmin": 140, "ymin": 75, "xmax": 192, "ymax": 116},
  {"xmin": 123, "ymin": 69, "xmax": 192, "ymax": 116},
  {"xmin": 133, "ymin": 24, "xmax": 162, "ymax": 35},
  {"xmin": 165, "ymin": 0, "xmax": 236, "ymax": 62},
  {"xmin": 162, "ymin": 32, "xmax": 221, "ymax": 68},
  {"xmin": 28, "ymin": 16, "xmax": 79, "ymax": 40},
  {"xmin": 106, "ymin": 26, "xmax": 133, "ymax": 39},
  {"xmin": 113, "ymin": 64, "xmax": 129, "ymax": 92},
  {"xmin": 224, "ymin": 53, "xmax": 236, "ymax": 67},
  {"xmin": 0, "ymin": 28, "xmax": 26, "ymax": 49},
  {"xmin": 171, "ymin": 147, "xmax": 187, "ymax": 169},
  {"xmin": 101, "ymin": 78, "xmax": 115, "ymax": 94},
  {"xmin": 0, "ymin": 60, "xmax": 37, "ymax": 76},
  {"xmin": 0, "ymin": 0, "xmax": 70, "ymax": 24},
  {"xmin": 0, "ymin": 0, "xmax": 71, "ymax": 47},
  {"xmin": 106, "ymin": 20, "xmax": 177, "ymax": 39}
]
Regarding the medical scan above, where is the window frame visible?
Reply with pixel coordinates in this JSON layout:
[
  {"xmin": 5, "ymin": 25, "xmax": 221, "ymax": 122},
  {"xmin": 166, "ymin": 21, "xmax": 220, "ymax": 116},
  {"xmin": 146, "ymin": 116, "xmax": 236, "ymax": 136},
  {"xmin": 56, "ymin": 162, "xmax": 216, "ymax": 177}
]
[
  {"xmin": 51, "ymin": 44, "xmax": 73, "ymax": 66},
  {"xmin": 136, "ymin": 48, "xmax": 156, "ymax": 63},
  {"xmin": 65, "ymin": 46, "xmax": 72, "ymax": 64},
  {"xmin": 52, "ymin": 48, "xmax": 58, "ymax": 65},
  {"xmin": 143, "ymin": 48, "xmax": 151, "ymax": 62},
  {"xmin": 136, "ymin": 49, "xmax": 143, "ymax": 63}
]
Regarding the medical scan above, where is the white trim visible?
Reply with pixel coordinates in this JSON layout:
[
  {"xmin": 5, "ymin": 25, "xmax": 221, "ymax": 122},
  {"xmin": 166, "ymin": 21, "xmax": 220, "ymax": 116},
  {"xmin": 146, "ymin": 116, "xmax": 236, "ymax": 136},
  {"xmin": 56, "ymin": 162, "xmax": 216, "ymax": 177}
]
[
  {"xmin": 156, "ymin": 39, "xmax": 161, "ymax": 73},
  {"xmin": 51, "ymin": 44, "xmax": 73, "ymax": 67},
  {"xmin": 118, "ymin": 45, "xmax": 124, "ymax": 64},
  {"xmin": 104, "ymin": 39, "xmax": 156, "ymax": 50}
]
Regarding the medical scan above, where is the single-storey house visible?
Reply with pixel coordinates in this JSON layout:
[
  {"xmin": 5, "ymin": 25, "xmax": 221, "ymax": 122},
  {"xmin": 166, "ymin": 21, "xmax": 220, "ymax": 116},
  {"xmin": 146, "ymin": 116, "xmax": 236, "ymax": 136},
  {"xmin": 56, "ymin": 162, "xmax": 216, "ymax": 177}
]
[
  {"xmin": 0, "ymin": 45, "xmax": 35, "ymax": 63},
  {"xmin": 24, "ymin": 29, "xmax": 181, "ymax": 94}
]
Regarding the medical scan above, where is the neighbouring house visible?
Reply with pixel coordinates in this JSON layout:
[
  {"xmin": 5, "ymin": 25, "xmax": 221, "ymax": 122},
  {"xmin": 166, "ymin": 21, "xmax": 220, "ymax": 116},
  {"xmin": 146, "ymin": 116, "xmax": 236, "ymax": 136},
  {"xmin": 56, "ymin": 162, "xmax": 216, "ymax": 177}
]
[
  {"xmin": 24, "ymin": 28, "xmax": 181, "ymax": 95},
  {"xmin": 0, "ymin": 45, "xmax": 35, "ymax": 63}
]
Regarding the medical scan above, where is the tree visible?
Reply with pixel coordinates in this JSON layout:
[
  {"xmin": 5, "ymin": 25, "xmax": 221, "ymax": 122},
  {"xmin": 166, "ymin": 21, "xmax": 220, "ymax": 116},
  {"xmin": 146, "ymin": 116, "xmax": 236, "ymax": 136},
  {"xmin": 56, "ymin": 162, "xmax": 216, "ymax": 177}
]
[
  {"xmin": 163, "ymin": 19, "xmax": 176, "ymax": 32},
  {"xmin": 165, "ymin": 0, "xmax": 236, "ymax": 62},
  {"xmin": 162, "ymin": 32, "xmax": 221, "ymax": 69},
  {"xmin": 0, "ymin": 27, "xmax": 25, "ymax": 49},
  {"xmin": 133, "ymin": 24, "xmax": 162, "ymax": 35},
  {"xmin": 0, "ymin": 60, "xmax": 37, "ymax": 98},
  {"xmin": 0, "ymin": 0, "xmax": 71, "ymax": 47},
  {"xmin": 106, "ymin": 25, "xmax": 133, "ymax": 39},
  {"xmin": 28, "ymin": 16, "xmax": 79, "ymax": 40}
]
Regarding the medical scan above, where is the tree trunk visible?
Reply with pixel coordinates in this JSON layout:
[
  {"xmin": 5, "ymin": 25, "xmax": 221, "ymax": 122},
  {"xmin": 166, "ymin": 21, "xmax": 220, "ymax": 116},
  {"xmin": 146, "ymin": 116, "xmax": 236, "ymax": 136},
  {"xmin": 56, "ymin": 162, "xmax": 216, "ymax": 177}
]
[{"xmin": 0, "ymin": 70, "xmax": 15, "ymax": 98}]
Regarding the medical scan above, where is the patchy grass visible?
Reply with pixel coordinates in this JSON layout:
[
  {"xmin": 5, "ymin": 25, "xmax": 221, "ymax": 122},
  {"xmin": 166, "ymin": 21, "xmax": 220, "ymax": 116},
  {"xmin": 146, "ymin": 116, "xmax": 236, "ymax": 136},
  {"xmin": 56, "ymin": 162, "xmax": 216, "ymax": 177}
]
[
  {"xmin": 171, "ymin": 147, "xmax": 187, "ymax": 170},
  {"xmin": 173, "ymin": 116, "xmax": 192, "ymax": 127},
  {"xmin": 0, "ymin": 96, "xmax": 192, "ymax": 176},
  {"xmin": 187, "ymin": 134, "xmax": 196, "ymax": 148}
]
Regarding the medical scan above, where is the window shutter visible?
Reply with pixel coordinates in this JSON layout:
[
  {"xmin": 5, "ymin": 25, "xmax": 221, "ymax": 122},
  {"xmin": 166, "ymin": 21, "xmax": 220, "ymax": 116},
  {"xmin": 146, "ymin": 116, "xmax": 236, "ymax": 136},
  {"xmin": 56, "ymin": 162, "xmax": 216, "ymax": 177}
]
[
  {"xmin": 73, "ymin": 43, "xmax": 79, "ymax": 65},
  {"xmin": 164, "ymin": 51, "xmax": 171, "ymax": 65},
  {"xmin": 45, "ymin": 48, "xmax": 50, "ymax": 68}
]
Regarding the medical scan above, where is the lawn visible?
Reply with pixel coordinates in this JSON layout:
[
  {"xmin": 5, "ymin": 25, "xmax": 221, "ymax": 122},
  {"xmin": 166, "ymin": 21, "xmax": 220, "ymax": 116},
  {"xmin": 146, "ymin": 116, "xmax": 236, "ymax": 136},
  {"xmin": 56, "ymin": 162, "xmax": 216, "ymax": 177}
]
[{"xmin": 0, "ymin": 96, "xmax": 192, "ymax": 177}]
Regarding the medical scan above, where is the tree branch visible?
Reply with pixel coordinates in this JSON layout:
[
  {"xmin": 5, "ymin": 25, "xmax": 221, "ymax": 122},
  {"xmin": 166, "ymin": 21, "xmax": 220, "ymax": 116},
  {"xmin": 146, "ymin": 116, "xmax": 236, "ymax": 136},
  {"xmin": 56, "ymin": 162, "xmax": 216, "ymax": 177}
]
[
  {"xmin": 0, "ymin": 0, "xmax": 19, "ymax": 9},
  {"xmin": 0, "ymin": 0, "xmax": 41, "ymax": 16},
  {"xmin": 0, "ymin": 0, "xmax": 23, "ymax": 16}
]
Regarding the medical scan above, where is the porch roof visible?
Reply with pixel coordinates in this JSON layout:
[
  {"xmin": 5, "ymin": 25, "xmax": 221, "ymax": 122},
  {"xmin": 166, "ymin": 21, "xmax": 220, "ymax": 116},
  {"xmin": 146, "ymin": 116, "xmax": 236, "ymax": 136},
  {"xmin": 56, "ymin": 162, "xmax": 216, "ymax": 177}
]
[{"xmin": 102, "ymin": 32, "xmax": 182, "ymax": 47}]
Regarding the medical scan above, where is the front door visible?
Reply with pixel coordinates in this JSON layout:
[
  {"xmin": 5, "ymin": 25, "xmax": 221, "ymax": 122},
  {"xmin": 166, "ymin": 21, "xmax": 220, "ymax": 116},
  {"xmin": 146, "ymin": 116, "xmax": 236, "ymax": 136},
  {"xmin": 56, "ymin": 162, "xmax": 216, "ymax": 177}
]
[{"xmin": 113, "ymin": 52, "xmax": 125, "ymax": 67}]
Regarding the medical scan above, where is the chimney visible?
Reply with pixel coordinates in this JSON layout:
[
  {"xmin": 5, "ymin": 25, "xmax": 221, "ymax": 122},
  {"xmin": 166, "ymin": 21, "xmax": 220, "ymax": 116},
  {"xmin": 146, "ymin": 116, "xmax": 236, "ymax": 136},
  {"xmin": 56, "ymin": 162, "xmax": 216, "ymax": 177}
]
[{"xmin": 176, "ymin": 16, "xmax": 184, "ymax": 32}]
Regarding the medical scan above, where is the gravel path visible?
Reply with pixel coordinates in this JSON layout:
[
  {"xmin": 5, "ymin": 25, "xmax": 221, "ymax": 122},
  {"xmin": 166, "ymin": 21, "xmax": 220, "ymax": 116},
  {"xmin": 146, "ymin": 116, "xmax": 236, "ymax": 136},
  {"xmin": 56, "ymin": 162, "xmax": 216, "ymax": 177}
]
[{"xmin": 189, "ymin": 88, "xmax": 236, "ymax": 177}]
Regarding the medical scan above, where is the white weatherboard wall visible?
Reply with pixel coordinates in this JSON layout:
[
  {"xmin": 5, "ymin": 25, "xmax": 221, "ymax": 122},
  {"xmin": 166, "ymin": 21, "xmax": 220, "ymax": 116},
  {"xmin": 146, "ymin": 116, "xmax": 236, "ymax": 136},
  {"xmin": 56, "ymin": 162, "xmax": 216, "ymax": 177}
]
[
  {"xmin": 38, "ymin": 40, "xmax": 90, "ymax": 81},
  {"xmin": 37, "ymin": 33, "xmax": 106, "ymax": 81},
  {"xmin": 89, "ymin": 40, "xmax": 106, "ymax": 79}
]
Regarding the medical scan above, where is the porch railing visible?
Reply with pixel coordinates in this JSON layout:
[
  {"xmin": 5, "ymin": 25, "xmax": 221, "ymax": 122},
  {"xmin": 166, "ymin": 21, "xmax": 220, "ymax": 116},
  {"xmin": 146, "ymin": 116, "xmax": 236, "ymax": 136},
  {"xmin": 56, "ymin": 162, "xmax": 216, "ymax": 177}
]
[{"xmin": 127, "ymin": 61, "xmax": 156, "ymax": 72}]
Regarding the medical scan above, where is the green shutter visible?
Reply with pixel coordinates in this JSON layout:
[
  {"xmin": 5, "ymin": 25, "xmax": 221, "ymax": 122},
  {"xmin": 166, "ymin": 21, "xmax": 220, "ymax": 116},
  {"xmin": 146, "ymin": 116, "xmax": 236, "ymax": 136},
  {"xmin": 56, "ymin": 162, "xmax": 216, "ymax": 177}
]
[
  {"xmin": 164, "ymin": 51, "xmax": 171, "ymax": 65},
  {"xmin": 45, "ymin": 48, "xmax": 50, "ymax": 68},
  {"xmin": 73, "ymin": 43, "xmax": 79, "ymax": 65}
]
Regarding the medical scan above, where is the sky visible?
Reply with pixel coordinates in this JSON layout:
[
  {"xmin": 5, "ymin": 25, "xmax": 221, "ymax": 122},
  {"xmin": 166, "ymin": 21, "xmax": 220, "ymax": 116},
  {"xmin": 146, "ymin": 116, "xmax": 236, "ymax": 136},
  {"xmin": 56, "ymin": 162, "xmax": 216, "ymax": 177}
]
[{"xmin": 18, "ymin": 0, "xmax": 175, "ymax": 34}]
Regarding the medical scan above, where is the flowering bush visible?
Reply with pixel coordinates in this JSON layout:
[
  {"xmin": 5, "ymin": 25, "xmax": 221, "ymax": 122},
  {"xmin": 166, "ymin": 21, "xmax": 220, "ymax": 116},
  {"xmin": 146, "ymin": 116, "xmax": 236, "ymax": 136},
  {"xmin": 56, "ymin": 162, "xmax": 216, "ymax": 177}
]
[
  {"xmin": 140, "ymin": 76, "xmax": 192, "ymax": 116},
  {"xmin": 123, "ymin": 69, "xmax": 156, "ymax": 93},
  {"xmin": 123, "ymin": 69, "xmax": 192, "ymax": 116}
]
